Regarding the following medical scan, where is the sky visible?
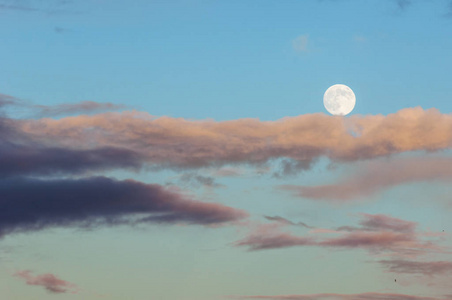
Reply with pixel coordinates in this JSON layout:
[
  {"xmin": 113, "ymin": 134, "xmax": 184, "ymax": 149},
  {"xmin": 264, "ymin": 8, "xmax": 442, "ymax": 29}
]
[{"xmin": 1, "ymin": 0, "xmax": 452, "ymax": 299}]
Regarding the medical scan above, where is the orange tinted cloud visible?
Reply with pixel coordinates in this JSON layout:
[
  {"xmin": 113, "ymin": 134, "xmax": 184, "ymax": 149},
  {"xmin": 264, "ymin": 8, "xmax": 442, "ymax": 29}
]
[{"xmin": 14, "ymin": 107, "xmax": 452, "ymax": 170}]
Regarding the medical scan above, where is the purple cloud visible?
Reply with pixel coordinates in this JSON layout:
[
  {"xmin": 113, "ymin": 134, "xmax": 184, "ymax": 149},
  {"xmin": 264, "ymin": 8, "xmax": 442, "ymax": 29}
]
[{"xmin": 0, "ymin": 176, "xmax": 248, "ymax": 238}]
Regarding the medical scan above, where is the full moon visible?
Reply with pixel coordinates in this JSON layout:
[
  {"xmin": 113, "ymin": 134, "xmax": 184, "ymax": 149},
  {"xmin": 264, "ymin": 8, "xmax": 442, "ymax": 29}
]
[{"xmin": 323, "ymin": 84, "xmax": 356, "ymax": 116}]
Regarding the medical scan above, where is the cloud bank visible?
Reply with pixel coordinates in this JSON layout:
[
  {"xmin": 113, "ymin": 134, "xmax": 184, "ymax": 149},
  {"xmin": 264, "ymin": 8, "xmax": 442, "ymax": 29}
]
[{"xmin": 10, "ymin": 107, "xmax": 452, "ymax": 172}]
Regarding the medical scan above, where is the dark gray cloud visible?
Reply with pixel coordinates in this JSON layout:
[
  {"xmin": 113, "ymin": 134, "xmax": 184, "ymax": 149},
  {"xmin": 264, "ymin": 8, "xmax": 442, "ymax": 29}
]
[
  {"xmin": 33, "ymin": 101, "xmax": 126, "ymax": 118},
  {"xmin": 272, "ymin": 159, "xmax": 316, "ymax": 178},
  {"xmin": 0, "ymin": 142, "xmax": 143, "ymax": 178},
  {"xmin": 0, "ymin": 93, "xmax": 125, "ymax": 118},
  {"xmin": 0, "ymin": 93, "xmax": 20, "ymax": 108},
  {"xmin": 0, "ymin": 176, "xmax": 248, "ymax": 238},
  {"xmin": 264, "ymin": 216, "xmax": 313, "ymax": 229},
  {"xmin": 178, "ymin": 172, "xmax": 224, "ymax": 188}
]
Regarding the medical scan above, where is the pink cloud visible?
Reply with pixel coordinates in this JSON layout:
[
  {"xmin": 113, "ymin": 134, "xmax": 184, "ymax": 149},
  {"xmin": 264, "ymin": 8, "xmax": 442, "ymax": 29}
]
[
  {"xmin": 280, "ymin": 156, "xmax": 452, "ymax": 201},
  {"xmin": 14, "ymin": 270, "xmax": 79, "ymax": 294},
  {"xmin": 359, "ymin": 214, "xmax": 417, "ymax": 233},
  {"xmin": 234, "ymin": 223, "xmax": 315, "ymax": 251},
  {"xmin": 230, "ymin": 292, "xmax": 449, "ymax": 300},
  {"xmin": 235, "ymin": 214, "xmax": 442, "ymax": 257},
  {"xmin": 13, "ymin": 107, "xmax": 452, "ymax": 171},
  {"xmin": 379, "ymin": 259, "xmax": 452, "ymax": 276}
]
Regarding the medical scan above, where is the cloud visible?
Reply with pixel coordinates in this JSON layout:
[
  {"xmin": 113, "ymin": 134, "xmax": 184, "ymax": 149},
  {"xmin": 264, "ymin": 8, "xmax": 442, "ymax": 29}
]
[
  {"xmin": 446, "ymin": 1, "xmax": 452, "ymax": 18},
  {"xmin": 0, "ymin": 114, "xmax": 144, "ymax": 178},
  {"xmin": 213, "ymin": 167, "xmax": 242, "ymax": 177},
  {"xmin": 317, "ymin": 230, "xmax": 424, "ymax": 253},
  {"xmin": 0, "ymin": 143, "xmax": 144, "ymax": 178},
  {"xmin": 352, "ymin": 213, "xmax": 416, "ymax": 233},
  {"xmin": 235, "ymin": 214, "xmax": 440, "ymax": 256},
  {"xmin": 292, "ymin": 35, "xmax": 309, "ymax": 52},
  {"xmin": 273, "ymin": 159, "xmax": 316, "ymax": 178},
  {"xmin": 5, "ymin": 102, "xmax": 452, "ymax": 204},
  {"xmin": 230, "ymin": 292, "xmax": 449, "ymax": 300},
  {"xmin": 14, "ymin": 270, "xmax": 79, "ymax": 294},
  {"xmin": 379, "ymin": 259, "xmax": 452, "ymax": 276},
  {"xmin": 178, "ymin": 172, "xmax": 224, "ymax": 188},
  {"xmin": 34, "ymin": 101, "xmax": 126, "ymax": 117},
  {"xmin": 0, "ymin": 3, "xmax": 38, "ymax": 12},
  {"xmin": 280, "ymin": 156, "xmax": 452, "ymax": 201},
  {"xmin": 392, "ymin": 0, "xmax": 452, "ymax": 18},
  {"xmin": 0, "ymin": 93, "xmax": 123, "ymax": 117},
  {"xmin": 235, "ymin": 223, "xmax": 315, "ymax": 251},
  {"xmin": 0, "ymin": 93, "xmax": 20, "ymax": 108},
  {"xmin": 13, "ymin": 107, "xmax": 452, "ymax": 172},
  {"xmin": 0, "ymin": 176, "xmax": 248, "ymax": 238},
  {"xmin": 54, "ymin": 26, "xmax": 71, "ymax": 34},
  {"xmin": 264, "ymin": 216, "xmax": 313, "ymax": 229},
  {"xmin": 0, "ymin": 0, "xmax": 77, "ymax": 14},
  {"xmin": 395, "ymin": 0, "xmax": 412, "ymax": 10}
]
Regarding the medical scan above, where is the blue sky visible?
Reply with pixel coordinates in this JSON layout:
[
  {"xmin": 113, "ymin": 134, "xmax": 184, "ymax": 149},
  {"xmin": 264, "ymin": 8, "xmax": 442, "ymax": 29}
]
[
  {"xmin": 2, "ymin": 0, "xmax": 452, "ymax": 120},
  {"xmin": 1, "ymin": 1, "xmax": 452, "ymax": 299}
]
